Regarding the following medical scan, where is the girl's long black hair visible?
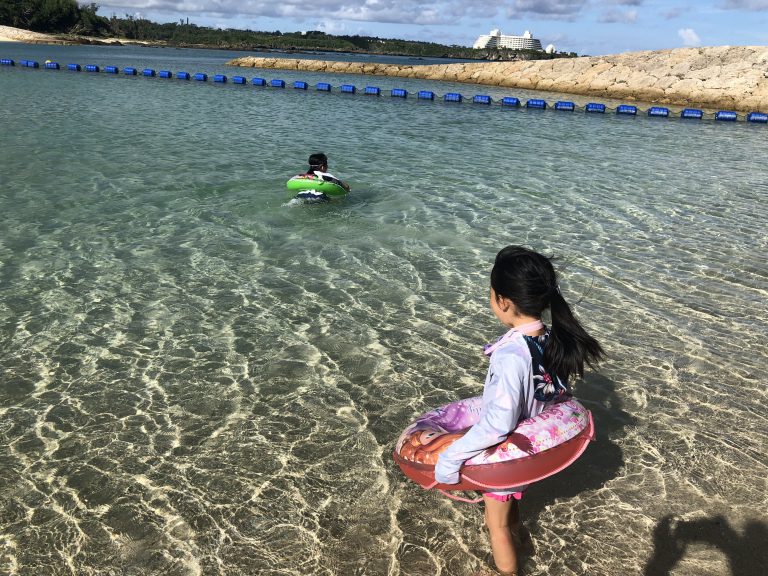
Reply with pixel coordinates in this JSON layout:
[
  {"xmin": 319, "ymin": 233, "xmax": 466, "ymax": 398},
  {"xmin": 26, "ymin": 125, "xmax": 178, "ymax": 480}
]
[{"xmin": 490, "ymin": 246, "xmax": 604, "ymax": 382}]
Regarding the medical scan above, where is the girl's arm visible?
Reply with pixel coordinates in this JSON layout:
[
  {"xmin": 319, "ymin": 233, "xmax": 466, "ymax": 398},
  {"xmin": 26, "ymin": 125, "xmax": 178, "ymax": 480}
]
[
  {"xmin": 318, "ymin": 171, "xmax": 349, "ymax": 190},
  {"xmin": 434, "ymin": 352, "xmax": 526, "ymax": 484}
]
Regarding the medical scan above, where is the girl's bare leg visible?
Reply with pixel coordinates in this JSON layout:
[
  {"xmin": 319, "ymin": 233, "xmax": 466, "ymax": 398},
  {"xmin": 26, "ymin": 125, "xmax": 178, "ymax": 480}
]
[{"xmin": 483, "ymin": 495, "xmax": 519, "ymax": 575}]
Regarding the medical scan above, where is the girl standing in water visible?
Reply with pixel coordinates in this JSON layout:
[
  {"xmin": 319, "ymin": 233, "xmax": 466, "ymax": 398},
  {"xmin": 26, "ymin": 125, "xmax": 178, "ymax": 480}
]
[{"xmin": 435, "ymin": 246, "xmax": 604, "ymax": 575}]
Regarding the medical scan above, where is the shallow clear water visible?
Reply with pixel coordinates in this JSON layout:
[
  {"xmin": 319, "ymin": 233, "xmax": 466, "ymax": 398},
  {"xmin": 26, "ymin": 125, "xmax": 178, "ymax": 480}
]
[{"xmin": 1, "ymin": 43, "xmax": 767, "ymax": 576}]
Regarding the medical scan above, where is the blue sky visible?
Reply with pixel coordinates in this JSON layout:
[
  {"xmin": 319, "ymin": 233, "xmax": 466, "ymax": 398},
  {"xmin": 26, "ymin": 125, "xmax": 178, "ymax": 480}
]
[{"xmin": 96, "ymin": 1, "xmax": 768, "ymax": 56}]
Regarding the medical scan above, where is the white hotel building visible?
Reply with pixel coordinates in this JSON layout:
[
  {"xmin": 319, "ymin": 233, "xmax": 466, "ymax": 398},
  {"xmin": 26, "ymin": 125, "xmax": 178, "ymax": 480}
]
[{"xmin": 473, "ymin": 29, "xmax": 551, "ymax": 52}]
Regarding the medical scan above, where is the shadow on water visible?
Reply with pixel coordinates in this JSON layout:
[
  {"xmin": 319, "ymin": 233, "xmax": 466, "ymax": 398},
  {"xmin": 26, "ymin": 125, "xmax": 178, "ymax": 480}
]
[
  {"xmin": 522, "ymin": 372, "xmax": 633, "ymax": 522},
  {"xmin": 643, "ymin": 515, "xmax": 768, "ymax": 576}
]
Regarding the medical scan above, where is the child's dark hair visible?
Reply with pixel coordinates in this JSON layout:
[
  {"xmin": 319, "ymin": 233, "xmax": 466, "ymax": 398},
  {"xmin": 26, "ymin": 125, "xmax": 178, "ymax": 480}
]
[
  {"xmin": 308, "ymin": 152, "xmax": 327, "ymax": 169},
  {"xmin": 490, "ymin": 245, "xmax": 604, "ymax": 382}
]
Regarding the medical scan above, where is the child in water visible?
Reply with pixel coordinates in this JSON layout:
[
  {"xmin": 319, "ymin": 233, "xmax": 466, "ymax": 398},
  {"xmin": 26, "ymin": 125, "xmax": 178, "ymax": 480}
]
[
  {"xmin": 435, "ymin": 246, "xmax": 604, "ymax": 575},
  {"xmin": 292, "ymin": 152, "xmax": 350, "ymax": 202},
  {"xmin": 303, "ymin": 152, "xmax": 350, "ymax": 191}
]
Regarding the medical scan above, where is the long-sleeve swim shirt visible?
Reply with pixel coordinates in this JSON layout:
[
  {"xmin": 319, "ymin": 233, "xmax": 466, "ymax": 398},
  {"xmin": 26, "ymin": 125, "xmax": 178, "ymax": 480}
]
[
  {"xmin": 311, "ymin": 169, "xmax": 348, "ymax": 189},
  {"xmin": 434, "ymin": 330, "xmax": 558, "ymax": 485}
]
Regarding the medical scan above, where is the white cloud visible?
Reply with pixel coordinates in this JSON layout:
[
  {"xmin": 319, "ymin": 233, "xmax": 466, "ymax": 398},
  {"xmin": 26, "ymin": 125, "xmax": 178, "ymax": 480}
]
[
  {"xmin": 661, "ymin": 7, "xmax": 683, "ymax": 19},
  {"xmin": 599, "ymin": 8, "xmax": 638, "ymax": 22},
  {"xmin": 110, "ymin": 0, "xmax": 703, "ymax": 28},
  {"xmin": 315, "ymin": 18, "xmax": 350, "ymax": 35},
  {"xmin": 95, "ymin": 0, "xmax": 768, "ymax": 32},
  {"xmin": 678, "ymin": 27, "xmax": 701, "ymax": 46},
  {"xmin": 720, "ymin": 0, "xmax": 768, "ymax": 10},
  {"xmin": 99, "ymin": 1, "xmax": 492, "ymax": 25},
  {"xmin": 508, "ymin": 0, "xmax": 589, "ymax": 21}
]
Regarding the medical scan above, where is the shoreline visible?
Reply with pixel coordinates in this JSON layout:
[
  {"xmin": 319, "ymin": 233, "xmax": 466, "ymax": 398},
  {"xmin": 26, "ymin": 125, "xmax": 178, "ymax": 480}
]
[
  {"xmin": 0, "ymin": 24, "xmax": 152, "ymax": 46},
  {"xmin": 4, "ymin": 24, "xmax": 767, "ymax": 113},
  {"xmin": 228, "ymin": 47, "xmax": 768, "ymax": 113}
]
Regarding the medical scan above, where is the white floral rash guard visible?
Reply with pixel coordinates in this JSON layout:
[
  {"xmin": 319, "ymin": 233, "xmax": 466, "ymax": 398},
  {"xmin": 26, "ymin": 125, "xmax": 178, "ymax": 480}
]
[{"xmin": 434, "ymin": 329, "xmax": 566, "ymax": 485}]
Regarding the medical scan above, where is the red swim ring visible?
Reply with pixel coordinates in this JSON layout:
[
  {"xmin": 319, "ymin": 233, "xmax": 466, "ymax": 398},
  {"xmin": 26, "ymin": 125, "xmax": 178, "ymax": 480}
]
[{"xmin": 394, "ymin": 398, "xmax": 594, "ymax": 493}]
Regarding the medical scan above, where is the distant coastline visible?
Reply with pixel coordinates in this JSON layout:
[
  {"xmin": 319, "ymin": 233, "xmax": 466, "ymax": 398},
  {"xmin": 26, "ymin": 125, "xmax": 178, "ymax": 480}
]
[
  {"xmin": 4, "ymin": 24, "xmax": 766, "ymax": 113},
  {"xmin": 229, "ymin": 47, "xmax": 768, "ymax": 113},
  {"xmin": 0, "ymin": 24, "xmax": 570, "ymax": 62}
]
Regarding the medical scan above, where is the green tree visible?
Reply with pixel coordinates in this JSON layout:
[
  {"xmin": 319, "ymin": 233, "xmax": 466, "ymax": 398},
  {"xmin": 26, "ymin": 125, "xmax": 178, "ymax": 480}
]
[
  {"xmin": 74, "ymin": 3, "xmax": 110, "ymax": 36},
  {"xmin": 28, "ymin": 0, "xmax": 79, "ymax": 32},
  {"xmin": 0, "ymin": 0, "xmax": 20, "ymax": 26}
]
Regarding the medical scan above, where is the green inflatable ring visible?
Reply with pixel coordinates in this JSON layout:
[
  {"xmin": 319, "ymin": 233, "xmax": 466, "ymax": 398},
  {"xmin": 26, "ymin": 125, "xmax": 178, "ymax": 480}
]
[{"xmin": 286, "ymin": 174, "xmax": 348, "ymax": 197}]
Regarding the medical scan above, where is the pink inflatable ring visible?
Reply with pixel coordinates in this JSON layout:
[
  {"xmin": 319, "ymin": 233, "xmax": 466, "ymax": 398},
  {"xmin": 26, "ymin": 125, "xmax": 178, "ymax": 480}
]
[{"xmin": 394, "ymin": 398, "xmax": 594, "ymax": 493}]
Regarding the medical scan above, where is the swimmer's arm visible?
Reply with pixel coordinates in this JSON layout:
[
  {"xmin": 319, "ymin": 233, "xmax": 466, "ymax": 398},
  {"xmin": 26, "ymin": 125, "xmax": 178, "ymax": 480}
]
[
  {"xmin": 319, "ymin": 171, "xmax": 350, "ymax": 191},
  {"xmin": 435, "ymin": 356, "xmax": 524, "ymax": 484}
]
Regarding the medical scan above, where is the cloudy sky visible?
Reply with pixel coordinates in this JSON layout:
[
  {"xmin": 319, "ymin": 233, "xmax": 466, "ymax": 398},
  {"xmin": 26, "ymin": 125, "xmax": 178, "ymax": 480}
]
[{"xmin": 96, "ymin": 0, "xmax": 768, "ymax": 55}]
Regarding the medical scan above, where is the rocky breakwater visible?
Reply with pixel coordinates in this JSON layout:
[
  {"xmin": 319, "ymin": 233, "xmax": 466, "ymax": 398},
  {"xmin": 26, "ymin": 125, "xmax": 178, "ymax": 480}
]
[{"xmin": 229, "ymin": 46, "xmax": 768, "ymax": 113}]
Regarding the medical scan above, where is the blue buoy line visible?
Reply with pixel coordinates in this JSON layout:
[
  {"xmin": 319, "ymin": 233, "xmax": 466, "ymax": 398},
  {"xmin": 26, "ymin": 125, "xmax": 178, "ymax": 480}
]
[{"xmin": 3, "ymin": 56, "xmax": 767, "ymax": 124}]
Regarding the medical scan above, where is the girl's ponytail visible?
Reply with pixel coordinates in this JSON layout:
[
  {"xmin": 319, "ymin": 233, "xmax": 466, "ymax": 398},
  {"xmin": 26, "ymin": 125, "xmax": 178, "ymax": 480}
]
[
  {"xmin": 545, "ymin": 287, "xmax": 604, "ymax": 382},
  {"xmin": 491, "ymin": 246, "xmax": 604, "ymax": 383}
]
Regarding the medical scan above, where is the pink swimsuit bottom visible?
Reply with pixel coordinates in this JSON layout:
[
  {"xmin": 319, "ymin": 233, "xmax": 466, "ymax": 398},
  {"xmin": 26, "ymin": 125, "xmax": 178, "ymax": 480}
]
[{"xmin": 484, "ymin": 491, "xmax": 523, "ymax": 502}]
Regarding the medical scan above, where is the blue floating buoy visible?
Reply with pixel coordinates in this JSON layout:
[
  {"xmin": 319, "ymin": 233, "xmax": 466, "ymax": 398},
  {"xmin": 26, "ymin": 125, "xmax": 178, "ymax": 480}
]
[
  {"xmin": 159, "ymin": 70, "xmax": 172, "ymax": 78},
  {"xmin": 391, "ymin": 88, "xmax": 408, "ymax": 98},
  {"xmin": 177, "ymin": 71, "xmax": 190, "ymax": 80},
  {"xmin": 104, "ymin": 65, "xmax": 119, "ymax": 74},
  {"xmin": 473, "ymin": 95, "xmax": 492, "ymax": 105},
  {"xmin": 44, "ymin": 61, "xmax": 60, "ymax": 70},
  {"xmin": 617, "ymin": 104, "xmax": 638, "ymax": 115},
  {"xmin": 68, "ymin": 63, "xmax": 81, "ymax": 71},
  {"xmin": 681, "ymin": 108, "xmax": 703, "ymax": 119},
  {"xmin": 648, "ymin": 106, "xmax": 670, "ymax": 117},
  {"xmin": 340, "ymin": 84, "xmax": 356, "ymax": 93},
  {"xmin": 24, "ymin": 60, "xmax": 40, "ymax": 68},
  {"xmin": 194, "ymin": 73, "xmax": 208, "ymax": 82},
  {"xmin": 232, "ymin": 76, "xmax": 246, "ymax": 84},
  {"xmin": 0, "ymin": 58, "xmax": 14, "ymax": 66},
  {"xmin": 444, "ymin": 92, "xmax": 463, "ymax": 103},
  {"xmin": 316, "ymin": 82, "xmax": 331, "ymax": 91},
  {"xmin": 124, "ymin": 67, "xmax": 137, "ymax": 75},
  {"xmin": 554, "ymin": 101, "xmax": 575, "ymax": 111},
  {"xmin": 417, "ymin": 90, "xmax": 435, "ymax": 100},
  {"xmin": 293, "ymin": 80, "xmax": 308, "ymax": 90},
  {"xmin": 526, "ymin": 99, "xmax": 547, "ymax": 109},
  {"xmin": 585, "ymin": 103, "xmax": 606, "ymax": 113},
  {"xmin": 715, "ymin": 110, "xmax": 737, "ymax": 121},
  {"xmin": 364, "ymin": 86, "xmax": 381, "ymax": 96},
  {"xmin": 270, "ymin": 79, "xmax": 285, "ymax": 87},
  {"xmin": 252, "ymin": 77, "xmax": 266, "ymax": 86},
  {"xmin": 746, "ymin": 112, "xmax": 768, "ymax": 123},
  {"xmin": 142, "ymin": 68, "xmax": 155, "ymax": 77},
  {"xmin": 84, "ymin": 64, "xmax": 99, "ymax": 72},
  {"xmin": 501, "ymin": 97, "xmax": 520, "ymax": 107},
  {"xmin": 214, "ymin": 74, "xmax": 227, "ymax": 83}
]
